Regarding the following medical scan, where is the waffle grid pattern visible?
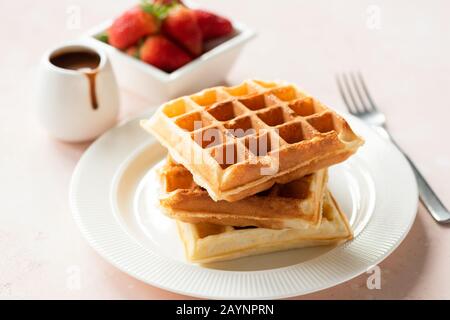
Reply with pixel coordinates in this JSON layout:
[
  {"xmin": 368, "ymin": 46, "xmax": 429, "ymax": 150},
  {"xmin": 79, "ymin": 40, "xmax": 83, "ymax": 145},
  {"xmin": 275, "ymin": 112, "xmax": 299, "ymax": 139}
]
[
  {"xmin": 142, "ymin": 79, "xmax": 364, "ymax": 201},
  {"xmin": 162, "ymin": 80, "xmax": 345, "ymax": 169}
]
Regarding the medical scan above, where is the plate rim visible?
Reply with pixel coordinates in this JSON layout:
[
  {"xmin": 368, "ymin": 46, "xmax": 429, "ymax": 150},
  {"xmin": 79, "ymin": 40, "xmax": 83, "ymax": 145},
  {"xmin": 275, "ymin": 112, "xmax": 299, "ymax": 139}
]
[{"xmin": 69, "ymin": 113, "xmax": 418, "ymax": 299}]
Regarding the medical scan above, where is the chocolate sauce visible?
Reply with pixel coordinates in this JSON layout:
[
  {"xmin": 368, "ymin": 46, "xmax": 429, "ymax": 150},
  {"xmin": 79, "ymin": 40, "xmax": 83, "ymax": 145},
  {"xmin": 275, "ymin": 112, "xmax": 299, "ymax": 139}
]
[
  {"xmin": 50, "ymin": 50, "xmax": 101, "ymax": 110},
  {"xmin": 50, "ymin": 51, "xmax": 100, "ymax": 71},
  {"xmin": 84, "ymin": 72, "xmax": 98, "ymax": 110}
]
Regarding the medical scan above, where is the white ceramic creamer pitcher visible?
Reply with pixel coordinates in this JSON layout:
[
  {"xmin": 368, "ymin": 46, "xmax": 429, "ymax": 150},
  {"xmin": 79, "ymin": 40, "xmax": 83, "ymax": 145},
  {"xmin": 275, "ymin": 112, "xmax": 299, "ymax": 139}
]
[{"xmin": 35, "ymin": 41, "xmax": 119, "ymax": 142}]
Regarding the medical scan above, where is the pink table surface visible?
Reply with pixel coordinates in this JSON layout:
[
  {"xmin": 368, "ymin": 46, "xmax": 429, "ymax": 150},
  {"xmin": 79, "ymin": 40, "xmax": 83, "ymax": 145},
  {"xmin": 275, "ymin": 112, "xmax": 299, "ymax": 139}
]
[{"xmin": 1, "ymin": 0, "xmax": 450, "ymax": 299}]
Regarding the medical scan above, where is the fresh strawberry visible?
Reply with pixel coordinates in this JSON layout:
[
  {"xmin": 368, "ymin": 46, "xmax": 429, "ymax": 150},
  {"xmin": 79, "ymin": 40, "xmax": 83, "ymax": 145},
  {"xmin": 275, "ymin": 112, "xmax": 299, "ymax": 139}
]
[
  {"xmin": 125, "ymin": 46, "xmax": 139, "ymax": 58},
  {"xmin": 108, "ymin": 6, "xmax": 158, "ymax": 50},
  {"xmin": 140, "ymin": 35, "xmax": 192, "ymax": 72},
  {"xmin": 162, "ymin": 6, "xmax": 202, "ymax": 56},
  {"xmin": 193, "ymin": 10, "xmax": 233, "ymax": 40}
]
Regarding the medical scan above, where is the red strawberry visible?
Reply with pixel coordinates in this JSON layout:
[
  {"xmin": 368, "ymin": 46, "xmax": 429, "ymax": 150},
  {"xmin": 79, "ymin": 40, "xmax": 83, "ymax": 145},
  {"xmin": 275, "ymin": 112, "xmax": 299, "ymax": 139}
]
[
  {"xmin": 162, "ymin": 6, "xmax": 202, "ymax": 56},
  {"xmin": 193, "ymin": 10, "xmax": 233, "ymax": 40},
  {"xmin": 125, "ymin": 45, "xmax": 139, "ymax": 58},
  {"xmin": 108, "ymin": 6, "xmax": 158, "ymax": 50},
  {"xmin": 140, "ymin": 35, "xmax": 192, "ymax": 72}
]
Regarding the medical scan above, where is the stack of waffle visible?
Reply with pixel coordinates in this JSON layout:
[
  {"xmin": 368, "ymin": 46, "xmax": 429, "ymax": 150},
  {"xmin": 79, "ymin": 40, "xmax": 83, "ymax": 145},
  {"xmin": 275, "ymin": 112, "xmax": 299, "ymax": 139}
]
[{"xmin": 141, "ymin": 80, "xmax": 364, "ymax": 264}]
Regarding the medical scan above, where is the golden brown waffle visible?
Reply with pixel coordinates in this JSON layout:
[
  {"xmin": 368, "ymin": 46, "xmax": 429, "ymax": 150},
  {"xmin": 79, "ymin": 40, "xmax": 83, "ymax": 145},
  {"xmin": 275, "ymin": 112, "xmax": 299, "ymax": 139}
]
[
  {"xmin": 142, "ymin": 79, "xmax": 364, "ymax": 202},
  {"xmin": 177, "ymin": 191, "xmax": 353, "ymax": 264},
  {"xmin": 159, "ymin": 156, "xmax": 327, "ymax": 229}
]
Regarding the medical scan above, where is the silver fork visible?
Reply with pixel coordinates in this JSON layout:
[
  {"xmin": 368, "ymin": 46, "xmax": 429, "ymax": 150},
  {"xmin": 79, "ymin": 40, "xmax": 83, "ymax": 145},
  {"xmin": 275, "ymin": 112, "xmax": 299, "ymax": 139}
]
[{"xmin": 336, "ymin": 72, "xmax": 450, "ymax": 223}]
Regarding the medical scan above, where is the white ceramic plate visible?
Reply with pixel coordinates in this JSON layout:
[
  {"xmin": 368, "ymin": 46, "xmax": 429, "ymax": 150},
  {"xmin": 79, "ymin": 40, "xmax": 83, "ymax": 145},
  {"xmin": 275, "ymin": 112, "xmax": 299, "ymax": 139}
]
[{"xmin": 70, "ymin": 113, "xmax": 418, "ymax": 299}]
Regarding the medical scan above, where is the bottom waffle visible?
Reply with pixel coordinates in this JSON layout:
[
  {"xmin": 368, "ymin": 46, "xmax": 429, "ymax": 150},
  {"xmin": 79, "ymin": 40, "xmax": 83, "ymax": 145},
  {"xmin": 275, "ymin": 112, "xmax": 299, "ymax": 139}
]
[{"xmin": 176, "ymin": 191, "xmax": 352, "ymax": 264}]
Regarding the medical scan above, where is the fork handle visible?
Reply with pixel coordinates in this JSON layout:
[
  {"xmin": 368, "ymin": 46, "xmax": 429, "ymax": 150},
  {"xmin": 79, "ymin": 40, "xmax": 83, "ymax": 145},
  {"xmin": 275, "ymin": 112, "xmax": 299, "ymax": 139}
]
[
  {"xmin": 375, "ymin": 127, "xmax": 450, "ymax": 223},
  {"xmin": 408, "ymin": 157, "xmax": 450, "ymax": 223}
]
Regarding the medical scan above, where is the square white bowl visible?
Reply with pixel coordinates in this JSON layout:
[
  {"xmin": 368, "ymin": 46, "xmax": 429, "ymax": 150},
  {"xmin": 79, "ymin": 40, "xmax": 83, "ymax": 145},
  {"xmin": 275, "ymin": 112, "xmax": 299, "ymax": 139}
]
[{"xmin": 84, "ymin": 18, "xmax": 255, "ymax": 102}]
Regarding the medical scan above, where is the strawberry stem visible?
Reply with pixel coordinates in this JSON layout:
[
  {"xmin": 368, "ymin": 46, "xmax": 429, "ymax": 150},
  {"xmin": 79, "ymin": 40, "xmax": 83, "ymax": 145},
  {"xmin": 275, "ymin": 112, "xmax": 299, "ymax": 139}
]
[
  {"xmin": 95, "ymin": 32, "xmax": 109, "ymax": 44},
  {"xmin": 140, "ymin": 0, "xmax": 177, "ymax": 21}
]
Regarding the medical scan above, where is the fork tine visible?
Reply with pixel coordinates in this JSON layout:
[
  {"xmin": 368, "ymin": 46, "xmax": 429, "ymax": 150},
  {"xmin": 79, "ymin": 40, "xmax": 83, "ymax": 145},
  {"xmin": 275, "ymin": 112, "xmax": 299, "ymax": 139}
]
[
  {"xmin": 341, "ymin": 73, "xmax": 362, "ymax": 114},
  {"xmin": 350, "ymin": 72, "xmax": 370, "ymax": 113},
  {"xmin": 336, "ymin": 74, "xmax": 357, "ymax": 115},
  {"xmin": 356, "ymin": 72, "xmax": 378, "ymax": 111}
]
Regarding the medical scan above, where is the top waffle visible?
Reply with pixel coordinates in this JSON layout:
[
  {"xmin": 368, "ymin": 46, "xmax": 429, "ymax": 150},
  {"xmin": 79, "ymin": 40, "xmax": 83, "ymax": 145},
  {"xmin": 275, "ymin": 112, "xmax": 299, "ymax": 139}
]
[{"xmin": 141, "ymin": 79, "xmax": 364, "ymax": 202}]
